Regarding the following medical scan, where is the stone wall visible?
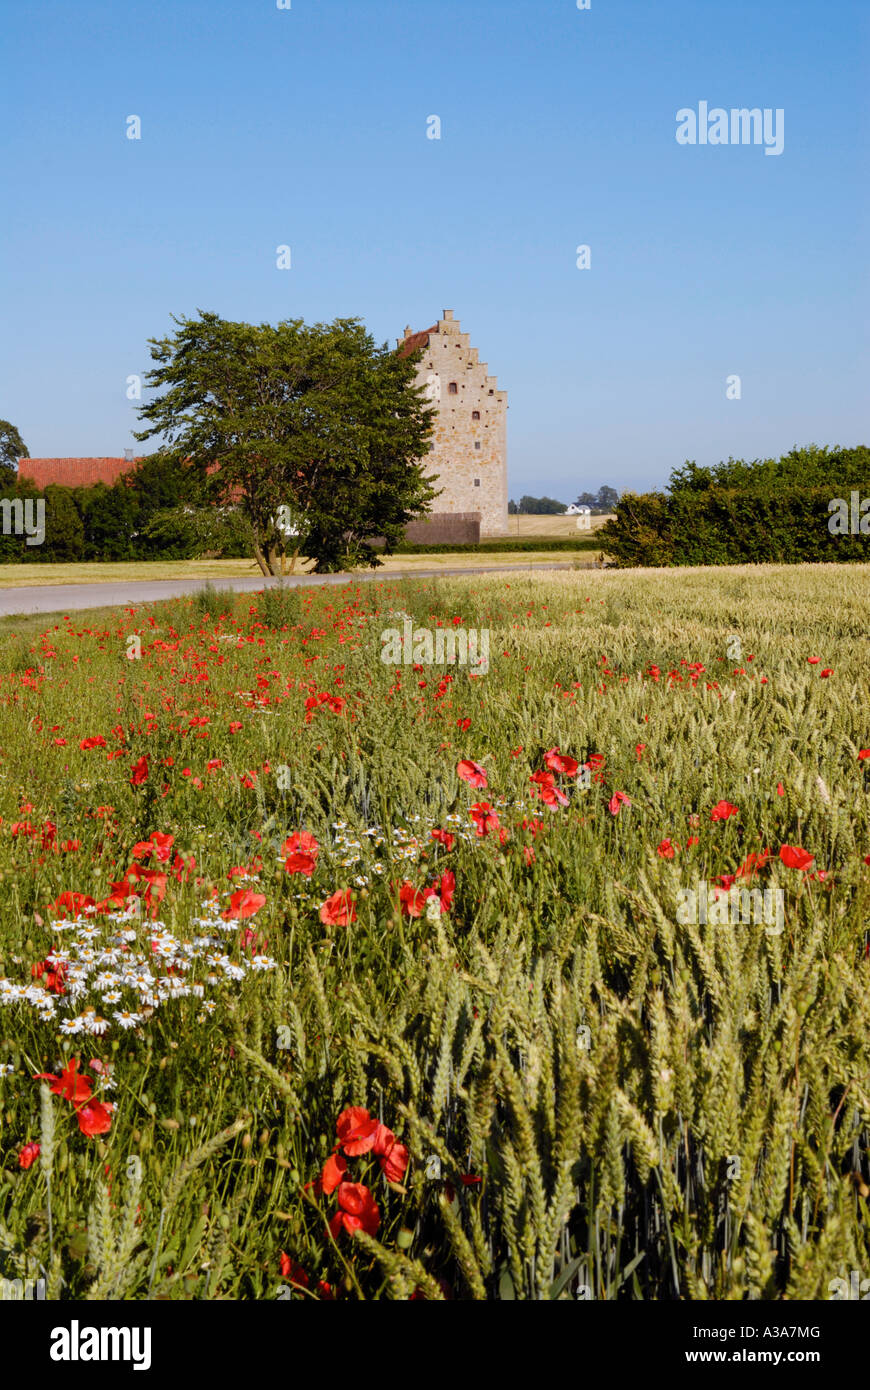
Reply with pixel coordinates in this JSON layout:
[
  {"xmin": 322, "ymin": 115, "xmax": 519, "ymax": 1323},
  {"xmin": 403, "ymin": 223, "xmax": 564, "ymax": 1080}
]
[{"xmin": 403, "ymin": 512, "xmax": 481, "ymax": 545}]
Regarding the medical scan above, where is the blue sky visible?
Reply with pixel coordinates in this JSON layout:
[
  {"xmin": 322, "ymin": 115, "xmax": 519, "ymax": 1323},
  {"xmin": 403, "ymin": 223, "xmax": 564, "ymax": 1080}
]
[{"xmin": 2, "ymin": 0, "xmax": 867, "ymax": 500}]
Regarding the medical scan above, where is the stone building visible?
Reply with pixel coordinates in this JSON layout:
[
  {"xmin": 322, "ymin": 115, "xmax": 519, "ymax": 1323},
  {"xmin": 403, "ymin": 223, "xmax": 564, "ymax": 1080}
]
[{"xmin": 398, "ymin": 310, "xmax": 508, "ymax": 539}]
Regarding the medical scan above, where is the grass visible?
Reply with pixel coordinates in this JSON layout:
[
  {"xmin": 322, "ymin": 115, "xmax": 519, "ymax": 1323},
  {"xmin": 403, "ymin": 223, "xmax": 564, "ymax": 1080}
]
[
  {"xmin": 0, "ymin": 563, "xmax": 867, "ymax": 1300},
  {"xmin": 506, "ymin": 512, "xmax": 615, "ymax": 538},
  {"xmin": 0, "ymin": 520, "xmax": 613, "ymax": 587}
]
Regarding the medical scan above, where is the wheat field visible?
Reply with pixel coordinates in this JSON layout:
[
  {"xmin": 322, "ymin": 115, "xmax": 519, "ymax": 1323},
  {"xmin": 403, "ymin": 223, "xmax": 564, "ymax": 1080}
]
[{"xmin": 0, "ymin": 562, "xmax": 867, "ymax": 1300}]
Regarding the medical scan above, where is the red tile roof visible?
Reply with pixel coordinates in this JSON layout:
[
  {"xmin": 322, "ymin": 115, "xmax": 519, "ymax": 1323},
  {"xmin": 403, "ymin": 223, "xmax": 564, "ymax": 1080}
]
[
  {"xmin": 17, "ymin": 457, "xmax": 140, "ymax": 489},
  {"xmin": 398, "ymin": 326, "xmax": 438, "ymax": 359}
]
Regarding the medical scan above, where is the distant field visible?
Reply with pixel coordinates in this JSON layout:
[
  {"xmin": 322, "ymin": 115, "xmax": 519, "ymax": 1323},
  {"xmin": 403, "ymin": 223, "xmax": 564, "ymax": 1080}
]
[
  {"xmin": 0, "ymin": 527, "xmax": 612, "ymax": 588},
  {"xmin": 509, "ymin": 512, "xmax": 614, "ymax": 537}
]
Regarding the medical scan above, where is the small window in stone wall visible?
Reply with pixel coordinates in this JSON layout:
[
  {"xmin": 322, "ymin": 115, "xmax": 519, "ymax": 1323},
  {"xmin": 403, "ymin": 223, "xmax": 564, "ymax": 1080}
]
[
  {"xmin": 448, "ymin": 382, "xmax": 458, "ymax": 394},
  {"xmin": 472, "ymin": 410, "xmax": 480, "ymax": 420},
  {"xmin": 474, "ymin": 478, "xmax": 481, "ymax": 487},
  {"xmin": 474, "ymin": 441, "xmax": 481, "ymax": 450}
]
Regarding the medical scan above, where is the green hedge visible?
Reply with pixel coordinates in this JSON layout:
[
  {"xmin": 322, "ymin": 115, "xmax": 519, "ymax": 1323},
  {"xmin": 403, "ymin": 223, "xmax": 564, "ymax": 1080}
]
[
  {"xmin": 392, "ymin": 534, "xmax": 606, "ymax": 555},
  {"xmin": 600, "ymin": 486, "xmax": 870, "ymax": 567},
  {"xmin": 0, "ymin": 460, "xmax": 251, "ymax": 564}
]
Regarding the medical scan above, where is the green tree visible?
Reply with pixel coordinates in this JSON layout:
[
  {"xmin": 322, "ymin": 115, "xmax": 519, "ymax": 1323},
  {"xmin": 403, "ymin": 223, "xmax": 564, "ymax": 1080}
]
[
  {"xmin": 595, "ymin": 485, "xmax": 619, "ymax": 511},
  {"xmin": 41, "ymin": 485, "xmax": 85, "ymax": 561},
  {"xmin": 78, "ymin": 482, "xmax": 140, "ymax": 561},
  {"xmin": 0, "ymin": 420, "xmax": 28, "ymax": 484},
  {"xmin": 518, "ymin": 495, "xmax": 567, "ymax": 514},
  {"xmin": 134, "ymin": 312, "xmax": 438, "ymax": 575}
]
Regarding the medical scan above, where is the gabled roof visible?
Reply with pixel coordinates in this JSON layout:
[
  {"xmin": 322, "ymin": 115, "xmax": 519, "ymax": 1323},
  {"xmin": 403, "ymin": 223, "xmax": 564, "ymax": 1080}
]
[
  {"xmin": 398, "ymin": 326, "xmax": 438, "ymax": 359},
  {"xmin": 17, "ymin": 457, "xmax": 140, "ymax": 489}
]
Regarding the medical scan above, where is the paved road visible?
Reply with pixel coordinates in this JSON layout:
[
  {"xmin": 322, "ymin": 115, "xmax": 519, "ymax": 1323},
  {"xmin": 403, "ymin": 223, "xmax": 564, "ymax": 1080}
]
[{"xmin": 0, "ymin": 561, "xmax": 590, "ymax": 617}]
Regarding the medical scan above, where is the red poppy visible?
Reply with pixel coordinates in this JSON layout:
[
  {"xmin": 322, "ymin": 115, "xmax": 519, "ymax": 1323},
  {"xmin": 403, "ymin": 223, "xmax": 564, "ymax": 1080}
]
[
  {"xmin": 430, "ymin": 870, "xmax": 455, "ymax": 913},
  {"xmin": 282, "ymin": 831, "xmax": 319, "ymax": 861},
  {"xmin": 33, "ymin": 1058, "xmax": 92, "ymax": 1106},
  {"xmin": 129, "ymin": 756, "xmax": 149, "ymax": 786},
  {"xmin": 171, "ymin": 851, "xmax": 196, "ymax": 882},
  {"xmin": 328, "ymin": 1182, "xmax": 380, "ymax": 1238},
  {"xmin": 399, "ymin": 881, "xmax": 428, "ymax": 917},
  {"xmin": 18, "ymin": 1142, "xmax": 40, "ymax": 1169},
  {"xmin": 284, "ymin": 852, "xmax": 317, "ymax": 876},
  {"xmin": 372, "ymin": 1124, "xmax": 410, "ymax": 1183},
  {"xmin": 76, "ymin": 1101, "xmax": 113, "ymax": 1137},
  {"xmin": 710, "ymin": 800, "xmax": 739, "ymax": 821},
  {"xmin": 656, "ymin": 839, "xmax": 678, "ymax": 859},
  {"xmin": 336, "ymin": 1106, "xmax": 379, "ymax": 1156},
  {"xmin": 109, "ymin": 866, "xmax": 167, "ymax": 916},
  {"xmin": 279, "ymin": 1254, "xmax": 309, "ymax": 1287},
  {"xmin": 531, "ymin": 771, "xmax": 569, "ymax": 808},
  {"xmin": 736, "ymin": 849, "xmax": 771, "ymax": 879},
  {"xmin": 320, "ymin": 890, "xmax": 356, "ymax": 926},
  {"xmin": 47, "ymin": 891, "xmax": 95, "ymax": 920},
  {"xmin": 779, "ymin": 845, "xmax": 815, "ymax": 871},
  {"xmin": 320, "ymin": 1151, "xmax": 349, "ymax": 1194},
  {"xmin": 543, "ymin": 748, "xmax": 579, "ymax": 777},
  {"xmin": 608, "ymin": 791, "xmax": 632, "ymax": 816},
  {"xmin": 431, "ymin": 828, "xmax": 456, "ymax": 851},
  {"xmin": 131, "ymin": 832, "xmax": 175, "ymax": 863},
  {"xmin": 820, "ymin": 669, "xmax": 833, "ymax": 678},
  {"xmin": 469, "ymin": 802, "xmax": 501, "ymax": 836},
  {"xmin": 457, "ymin": 759, "xmax": 488, "ymax": 789},
  {"xmin": 858, "ymin": 750, "xmax": 870, "ymax": 761},
  {"xmin": 32, "ymin": 958, "xmax": 67, "ymax": 995},
  {"xmin": 80, "ymin": 736, "xmax": 107, "ymax": 750},
  {"xmin": 221, "ymin": 890, "xmax": 266, "ymax": 920}
]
